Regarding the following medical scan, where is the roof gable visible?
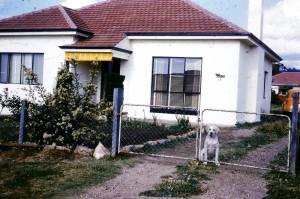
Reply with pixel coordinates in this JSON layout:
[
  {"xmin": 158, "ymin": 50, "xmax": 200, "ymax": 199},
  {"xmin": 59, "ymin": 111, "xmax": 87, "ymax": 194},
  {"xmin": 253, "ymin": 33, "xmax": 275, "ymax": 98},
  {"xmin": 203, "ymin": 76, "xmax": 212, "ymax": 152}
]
[{"xmin": 0, "ymin": 5, "xmax": 92, "ymax": 34}]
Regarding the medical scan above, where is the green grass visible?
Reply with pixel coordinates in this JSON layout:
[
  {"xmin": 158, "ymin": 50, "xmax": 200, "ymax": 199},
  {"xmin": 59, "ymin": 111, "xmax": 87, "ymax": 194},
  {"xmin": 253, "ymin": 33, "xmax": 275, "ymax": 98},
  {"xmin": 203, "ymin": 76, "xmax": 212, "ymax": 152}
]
[
  {"xmin": 140, "ymin": 120, "xmax": 290, "ymax": 198},
  {"xmin": 0, "ymin": 149, "xmax": 134, "ymax": 199},
  {"xmin": 264, "ymin": 149, "xmax": 300, "ymax": 199},
  {"xmin": 221, "ymin": 120, "xmax": 289, "ymax": 162},
  {"xmin": 140, "ymin": 161, "xmax": 218, "ymax": 198}
]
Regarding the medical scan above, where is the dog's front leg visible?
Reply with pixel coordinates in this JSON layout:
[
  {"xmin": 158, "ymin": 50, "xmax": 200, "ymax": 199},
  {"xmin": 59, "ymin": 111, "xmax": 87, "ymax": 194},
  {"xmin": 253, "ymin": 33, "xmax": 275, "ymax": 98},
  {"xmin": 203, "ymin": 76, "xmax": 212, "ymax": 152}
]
[
  {"xmin": 215, "ymin": 146, "xmax": 220, "ymax": 166},
  {"xmin": 203, "ymin": 146, "xmax": 208, "ymax": 165}
]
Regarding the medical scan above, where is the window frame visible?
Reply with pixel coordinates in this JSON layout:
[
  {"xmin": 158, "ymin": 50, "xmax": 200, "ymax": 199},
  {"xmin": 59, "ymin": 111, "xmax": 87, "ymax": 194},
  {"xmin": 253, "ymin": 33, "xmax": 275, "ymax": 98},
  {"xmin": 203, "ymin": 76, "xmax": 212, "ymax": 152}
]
[
  {"xmin": 263, "ymin": 71, "xmax": 268, "ymax": 99},
  {"xmin": 0, "ymin": 52, "xmax": 44, "ymax": 85},
  {"xmin": 150, "ymin": 56, "xmax": 203, "ymax": 115}
]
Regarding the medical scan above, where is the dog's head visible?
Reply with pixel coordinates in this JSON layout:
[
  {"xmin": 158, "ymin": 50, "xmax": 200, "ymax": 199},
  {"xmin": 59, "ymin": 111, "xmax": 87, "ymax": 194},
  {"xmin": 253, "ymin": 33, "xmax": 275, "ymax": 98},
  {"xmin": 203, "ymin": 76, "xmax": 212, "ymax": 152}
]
[{"xmin": 205, "ymin": 125, "xmax": 220, "ymax": 138}]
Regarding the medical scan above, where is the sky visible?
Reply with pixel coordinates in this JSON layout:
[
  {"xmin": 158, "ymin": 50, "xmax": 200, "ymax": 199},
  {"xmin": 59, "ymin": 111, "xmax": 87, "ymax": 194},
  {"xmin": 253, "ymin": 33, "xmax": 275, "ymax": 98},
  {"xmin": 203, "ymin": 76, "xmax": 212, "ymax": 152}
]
[{"xmin": 0, "ymin": 0, "xmax": 299, "ymax": 68}]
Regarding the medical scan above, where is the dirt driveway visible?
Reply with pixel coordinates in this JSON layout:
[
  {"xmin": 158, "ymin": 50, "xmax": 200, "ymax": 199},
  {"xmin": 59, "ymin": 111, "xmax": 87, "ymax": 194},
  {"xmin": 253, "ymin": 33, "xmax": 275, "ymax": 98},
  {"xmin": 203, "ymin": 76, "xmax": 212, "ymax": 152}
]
[{"xmin": 70, "ymin": 136, "xmax": 287, "ymax": 199}]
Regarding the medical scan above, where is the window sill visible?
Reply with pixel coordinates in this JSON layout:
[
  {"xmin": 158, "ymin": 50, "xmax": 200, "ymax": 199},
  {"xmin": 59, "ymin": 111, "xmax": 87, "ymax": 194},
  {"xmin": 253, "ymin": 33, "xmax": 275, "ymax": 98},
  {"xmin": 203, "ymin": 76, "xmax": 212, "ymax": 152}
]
[{"xmin": 150, "ymin": 106, "xmax": 198, "ymax": 115}]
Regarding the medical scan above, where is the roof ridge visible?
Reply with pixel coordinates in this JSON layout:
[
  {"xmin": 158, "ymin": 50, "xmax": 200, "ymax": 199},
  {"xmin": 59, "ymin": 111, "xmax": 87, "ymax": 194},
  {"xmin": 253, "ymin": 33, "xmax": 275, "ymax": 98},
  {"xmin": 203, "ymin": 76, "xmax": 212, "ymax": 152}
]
[
  {"xmin": 180, "ymin": 0, "xmax": 248, "ymax": 33},
  {"xmin": 0, "ymin": 5, "xmax": 60, "ymax": 22},
  {"xmin": 58, "ymin": 5, "xmax": 77, "ymax": 29},
  {"xmin": 77, "ymin": 0, "xmax": 111, "ymax": 10}
]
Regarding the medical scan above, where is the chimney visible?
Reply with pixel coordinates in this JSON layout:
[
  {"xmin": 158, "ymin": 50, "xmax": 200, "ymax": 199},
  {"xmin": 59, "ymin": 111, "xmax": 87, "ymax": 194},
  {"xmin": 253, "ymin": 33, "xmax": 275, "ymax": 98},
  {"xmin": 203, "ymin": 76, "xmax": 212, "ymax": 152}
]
[{"xmin": 248, "ymin": 0, "xmax": 263, "ymax": 39}]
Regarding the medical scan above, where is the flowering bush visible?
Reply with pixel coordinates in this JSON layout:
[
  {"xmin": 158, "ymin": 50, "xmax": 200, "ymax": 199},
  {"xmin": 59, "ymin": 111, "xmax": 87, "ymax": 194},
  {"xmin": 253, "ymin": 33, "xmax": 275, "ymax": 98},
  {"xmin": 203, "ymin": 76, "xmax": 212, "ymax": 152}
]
[{"xmin": 0, "ymin": 61, "xmax": 113, "ymax": 148}]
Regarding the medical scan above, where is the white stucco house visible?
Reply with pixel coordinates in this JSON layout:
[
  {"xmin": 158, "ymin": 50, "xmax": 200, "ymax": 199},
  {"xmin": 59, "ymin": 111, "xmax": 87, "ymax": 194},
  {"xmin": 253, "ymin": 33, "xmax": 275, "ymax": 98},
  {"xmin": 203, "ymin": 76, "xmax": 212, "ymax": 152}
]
[{"xmin": 0, "ymin": 0, "xmax": 282, "ymax": 125}]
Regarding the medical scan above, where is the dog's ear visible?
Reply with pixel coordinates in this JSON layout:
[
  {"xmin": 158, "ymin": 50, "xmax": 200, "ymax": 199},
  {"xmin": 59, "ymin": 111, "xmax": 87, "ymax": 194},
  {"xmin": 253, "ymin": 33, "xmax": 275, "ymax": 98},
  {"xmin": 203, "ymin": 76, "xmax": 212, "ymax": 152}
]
[
  {"xmin": 215, "ymin": 126, "xmax": 220, "ymax": 134},
  {"xmin": 204, "ymin": 126, "xmax": 209, "ymax": 133}
]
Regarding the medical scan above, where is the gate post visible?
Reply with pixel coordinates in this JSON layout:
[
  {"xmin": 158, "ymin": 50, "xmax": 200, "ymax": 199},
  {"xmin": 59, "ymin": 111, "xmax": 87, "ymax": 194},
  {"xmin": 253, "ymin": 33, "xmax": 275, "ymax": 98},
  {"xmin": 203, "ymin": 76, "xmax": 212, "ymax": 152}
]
[
  {"xmin": 111, "ymin": 88, "xmax": 124, "ymax": 157},
  {"xmin": 290, "ymin": 93, "xmax": 299, "ymax": 174},
  {"xmin": 18, "ymin": 100, "xmax": 28, "ymax": 144}
]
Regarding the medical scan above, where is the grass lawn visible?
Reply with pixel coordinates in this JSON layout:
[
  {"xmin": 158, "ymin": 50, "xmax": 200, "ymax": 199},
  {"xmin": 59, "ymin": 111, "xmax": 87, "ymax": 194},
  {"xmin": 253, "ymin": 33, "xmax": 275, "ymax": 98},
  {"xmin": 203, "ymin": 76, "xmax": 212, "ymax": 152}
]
[
  {"xmin": 0, "ymin": 147, "xmax": 134, "ymax": 199},
  {"xmin": 264, "ymin": 148, "xmax": 300, "ymax": 199}
]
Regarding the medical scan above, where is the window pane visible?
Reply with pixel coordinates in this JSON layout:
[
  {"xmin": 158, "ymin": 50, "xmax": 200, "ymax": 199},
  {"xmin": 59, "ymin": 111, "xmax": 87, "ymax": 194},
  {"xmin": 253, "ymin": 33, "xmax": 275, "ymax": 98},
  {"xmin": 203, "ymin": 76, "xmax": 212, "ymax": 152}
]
[
  {"xmin": 185, "ymin": 94, "xmax": 199, "ymax": 108},
  {"xmin": 170, "ymin": 58, "xmax": 184, "ymax": 74},
  {"xmin": 9, "ymin": 54, "xmax": 21, "ymax": 84},
  {"xmin": 33, "ymin": 54, "xmax": 44, "ymax": 84},
  {"xmin": 153, "ymin": 92, "xmax": 168, "ymax": 106},
  {"xmin": 153, "ymin": 58, "xmax": 169, "ymax": 74},
  {"xmin": 170, "ymin": 75, "xmax": 184, "ymax": 92},
  {"xmin": 21, "ymin": 54, "xmax": 33, "ymax": 84},
  {"xmin": 185, "ymin": 75, "xmax": 200, "ymax": 93},
  {"xmin": 0, "ymin": 54, "xmax": 9, "ymax": 83},
  {"xmin": 153, "ymin": 74, "xmax": 168, "ymax": 91},
  {"xmin": 170, "ymin": 93, "xmax": 184, "ymax": 107},
  {"xmin": 186, "ymin": 59, "xmax": 202, "ymax": 75}
]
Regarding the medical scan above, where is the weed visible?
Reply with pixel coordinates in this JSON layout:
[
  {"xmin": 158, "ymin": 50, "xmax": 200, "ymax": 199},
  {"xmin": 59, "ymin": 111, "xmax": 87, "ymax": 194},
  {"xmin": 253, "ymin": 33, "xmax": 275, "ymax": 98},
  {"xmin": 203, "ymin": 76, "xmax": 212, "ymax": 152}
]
[
  {"xmin": 264, "ymin": 149, "xmax": 300, "ymax": 199},
  {"xmin": 0, "ymin": 149, "xmax": 134, "ymax": 199},
  {"xmin": 140, "ymin": 161, "xmax": 217, "ymax": 198}
]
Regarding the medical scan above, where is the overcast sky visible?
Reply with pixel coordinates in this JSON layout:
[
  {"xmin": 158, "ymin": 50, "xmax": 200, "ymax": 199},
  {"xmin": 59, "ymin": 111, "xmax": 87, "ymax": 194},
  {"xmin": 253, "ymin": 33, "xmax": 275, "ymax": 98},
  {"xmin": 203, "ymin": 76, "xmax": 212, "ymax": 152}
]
[{"xmin": 0, "ymin": 0, "xmax": 299, "ymax": 68}]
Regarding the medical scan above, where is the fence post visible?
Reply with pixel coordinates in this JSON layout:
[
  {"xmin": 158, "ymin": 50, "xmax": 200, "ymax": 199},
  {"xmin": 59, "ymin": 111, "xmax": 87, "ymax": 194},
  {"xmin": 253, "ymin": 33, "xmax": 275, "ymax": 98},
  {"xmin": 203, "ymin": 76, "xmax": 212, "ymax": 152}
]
[
  {"xmin": 18, "ymin": 100, "xmax": 27, "ymax": 144},
  {"xmin": 111, "ymin": 88, "xmax": 123, "ymax": 157},
  {"xmin": 290, "ymin": 93, "xmax": 299, "ymax": 174}
]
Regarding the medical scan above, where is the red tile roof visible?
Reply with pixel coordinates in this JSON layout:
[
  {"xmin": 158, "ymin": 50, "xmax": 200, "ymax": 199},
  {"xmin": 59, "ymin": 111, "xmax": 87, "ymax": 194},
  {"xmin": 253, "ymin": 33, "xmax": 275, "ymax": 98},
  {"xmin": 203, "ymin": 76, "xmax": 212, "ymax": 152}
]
[
  {"xmin": 0, "ymin": 0, "xmax": 283, "ymax": 61},
  {"xmin": 272, "ymin": 72, "xmax": 300, "ymax": 86},
  {"xmin": 0, "ymin": 0, "xmax": 247, "ymax": 47},
  {"xmin": 0, "ymin": 5, "xmax": 91, "ymax": 34}
]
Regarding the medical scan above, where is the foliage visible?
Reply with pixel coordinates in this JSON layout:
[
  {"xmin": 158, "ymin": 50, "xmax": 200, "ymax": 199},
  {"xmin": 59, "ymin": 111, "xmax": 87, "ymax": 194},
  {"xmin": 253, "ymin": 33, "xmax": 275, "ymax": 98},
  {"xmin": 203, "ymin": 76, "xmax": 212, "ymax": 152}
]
[
  {"xmin": 0, "ymin": 61, "xmax": 113, "ymax": 148},
  {"xmin": 140, "ymin": 161, "xmax": 217, "ymax": 197},
  {"xmin": 0, "ymin": 147, "xmax": 133, "ymax": 199},
  {"xmin": 0, "ymin": 117, "xmax": 18, "ymax": 143},
  {"xmin": 168, "ymin": 115, "xmax": 192, "ymax": 131},
  {"xmin": 256, "ymin": 120, "xmax": 289, "ymax": 138},
  {"xmin": 221, "ymin": 120, "xmax": 288, "ymax": 162},
  {"xmin": 271, "ymin": 90, "xmax": 283, "ymax": 105},
  {"xmin": 264, "ymin": 149, "xmax": 300, "ymax": 199}
]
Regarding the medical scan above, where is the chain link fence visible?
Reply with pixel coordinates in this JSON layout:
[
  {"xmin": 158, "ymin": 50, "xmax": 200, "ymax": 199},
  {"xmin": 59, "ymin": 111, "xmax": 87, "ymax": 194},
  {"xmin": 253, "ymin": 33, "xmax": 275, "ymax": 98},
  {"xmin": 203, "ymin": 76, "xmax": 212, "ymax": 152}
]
[
  {"xmin": 199, "ymin": 109, "xmax": 291, "ymax": 171},
  {"xmin": 119, "ymin": 104, "xmax": 200, "ymax": 160}
]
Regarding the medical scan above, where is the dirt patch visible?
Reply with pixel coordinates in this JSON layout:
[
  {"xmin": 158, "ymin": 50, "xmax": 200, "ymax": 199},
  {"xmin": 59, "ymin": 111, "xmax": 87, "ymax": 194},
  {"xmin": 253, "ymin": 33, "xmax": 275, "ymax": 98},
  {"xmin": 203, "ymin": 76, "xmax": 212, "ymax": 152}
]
[
  {"xmin": 70, "ymin": 159, "xmax": 177, "ymax": 199},
  {"xmin": 197, "ymin": 137, "xmax": 288, "ymax": 199},
  {"xmin": 72, "ymin": 136, "xmax": 288, "ymax": 199}
]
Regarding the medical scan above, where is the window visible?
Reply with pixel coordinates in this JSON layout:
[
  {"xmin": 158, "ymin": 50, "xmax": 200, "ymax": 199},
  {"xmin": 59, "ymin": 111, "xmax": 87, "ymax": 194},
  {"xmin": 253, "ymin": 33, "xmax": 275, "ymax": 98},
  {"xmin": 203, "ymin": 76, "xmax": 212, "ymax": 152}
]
[
  {"xmin": 263, "ymin": 71, "xmax": 268, "ymax": 99},
  {"xmin": 151, "ymin": 57, "xmax": 202, "ymax": 114},
  {"xmin": 0, "ymin": 53, "xmax": 44, "ymax": 84}
]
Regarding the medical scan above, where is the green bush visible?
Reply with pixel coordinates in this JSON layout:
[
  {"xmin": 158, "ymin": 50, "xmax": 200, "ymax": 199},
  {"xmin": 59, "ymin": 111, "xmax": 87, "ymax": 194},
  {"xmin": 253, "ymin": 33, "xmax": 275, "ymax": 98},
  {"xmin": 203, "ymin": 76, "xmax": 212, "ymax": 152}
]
[
  {"xmin": 256, "ymin": 120, "xmax": 289, "ymax": 138},
  {"xmin": 0, "ymin": 61, "xmax": 113, "ymax": 148},
  {"xmin": 0, "ymin": 117, "xmax": 18, "ymax": 143}
]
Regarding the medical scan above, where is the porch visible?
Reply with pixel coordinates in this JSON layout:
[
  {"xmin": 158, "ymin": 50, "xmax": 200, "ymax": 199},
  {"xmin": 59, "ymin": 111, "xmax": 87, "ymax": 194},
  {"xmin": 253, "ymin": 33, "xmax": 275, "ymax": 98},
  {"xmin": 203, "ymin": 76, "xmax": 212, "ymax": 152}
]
[{"xmin": 64, "ymin": 50, "xmax": 130, "ymax": 102}]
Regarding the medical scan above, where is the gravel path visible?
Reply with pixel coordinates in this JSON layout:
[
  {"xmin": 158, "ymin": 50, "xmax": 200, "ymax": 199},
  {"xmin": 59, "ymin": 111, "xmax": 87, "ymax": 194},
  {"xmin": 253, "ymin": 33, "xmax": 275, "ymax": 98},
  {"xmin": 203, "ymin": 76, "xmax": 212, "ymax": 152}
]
[
  {"xmin": 196, "ymin": 137, "xmax": 288, "ymax": 199},
  {"xmin": 71, "ymin": 137, "xmax": 287, "ymax": 199}
]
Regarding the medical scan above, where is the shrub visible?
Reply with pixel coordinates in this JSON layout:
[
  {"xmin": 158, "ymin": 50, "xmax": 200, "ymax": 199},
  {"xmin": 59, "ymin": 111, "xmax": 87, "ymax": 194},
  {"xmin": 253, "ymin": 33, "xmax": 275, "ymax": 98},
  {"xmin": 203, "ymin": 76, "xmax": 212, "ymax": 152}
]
[
  {"xmin": 0, "ymin": 61, "xmax": 113, "ymax": 148},
  {"xmin": 168, "ymin": 115, "xmax": 191, "ymax": 132},
  {"xmin": 256, "ymin": 120, "xmax": 289, "ymax": 138}
]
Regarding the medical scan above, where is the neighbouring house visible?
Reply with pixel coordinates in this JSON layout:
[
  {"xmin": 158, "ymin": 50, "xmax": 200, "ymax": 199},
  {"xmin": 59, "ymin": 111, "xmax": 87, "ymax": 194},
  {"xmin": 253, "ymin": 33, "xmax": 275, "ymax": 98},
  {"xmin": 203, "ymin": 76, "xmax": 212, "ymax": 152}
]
[
  {"xmin": 0, "ymin": 0, "xmax": 282, "ymax": 125},
  {"xmin": 272, "ymin": 72, "xmax": 300, "ymax": 95}
]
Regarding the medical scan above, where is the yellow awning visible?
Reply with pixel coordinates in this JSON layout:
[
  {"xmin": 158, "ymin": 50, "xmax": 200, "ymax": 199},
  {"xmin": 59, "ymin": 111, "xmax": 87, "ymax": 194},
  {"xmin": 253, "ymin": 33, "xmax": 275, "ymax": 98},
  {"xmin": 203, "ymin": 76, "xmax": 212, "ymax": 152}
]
[{"xmin": 65, "ymin": 52, "xmax": 113, "ymax": 61}]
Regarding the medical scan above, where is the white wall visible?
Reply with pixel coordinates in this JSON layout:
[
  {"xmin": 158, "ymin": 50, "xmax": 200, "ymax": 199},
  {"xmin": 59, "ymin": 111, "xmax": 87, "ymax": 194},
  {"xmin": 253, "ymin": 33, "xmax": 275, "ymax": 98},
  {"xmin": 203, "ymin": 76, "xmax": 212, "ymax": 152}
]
[
  {"xmin": 120, "ymin": 39, "xmax": 242, "ymax": 125},
  {"xmin": 0, "ymin": 35, "xmax": 74, "ymax": 114},
  {"xmin": 261, "ymin": 58, "xmax": 273, "ymax": 112},
  {"xmin": 76, "ymin": 61, "xmax": 102, "ymax": 102}
]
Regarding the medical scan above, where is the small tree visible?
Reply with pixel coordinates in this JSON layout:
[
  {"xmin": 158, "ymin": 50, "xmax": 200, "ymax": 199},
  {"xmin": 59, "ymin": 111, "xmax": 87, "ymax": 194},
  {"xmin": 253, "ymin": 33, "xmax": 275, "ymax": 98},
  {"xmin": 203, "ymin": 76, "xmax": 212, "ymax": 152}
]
[{"xmin": 0, "ymin": 61, "xmax": 112, "ymax": 148}]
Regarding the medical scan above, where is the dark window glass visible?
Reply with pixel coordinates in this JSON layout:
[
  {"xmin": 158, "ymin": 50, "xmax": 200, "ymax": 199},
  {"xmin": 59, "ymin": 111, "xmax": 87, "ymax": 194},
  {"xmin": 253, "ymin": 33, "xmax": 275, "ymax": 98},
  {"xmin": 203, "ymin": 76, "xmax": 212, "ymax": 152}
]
[
  {"xmin": 0, "ymin": 54, "xmax": 9, "ymax": 83},
  {"xmin": 0, "ymin": 53, "xmax": 44, "ymax": 84},
  {"xmin": 151, "ymin": 57, "xmax": 202, "ymax": 110}
]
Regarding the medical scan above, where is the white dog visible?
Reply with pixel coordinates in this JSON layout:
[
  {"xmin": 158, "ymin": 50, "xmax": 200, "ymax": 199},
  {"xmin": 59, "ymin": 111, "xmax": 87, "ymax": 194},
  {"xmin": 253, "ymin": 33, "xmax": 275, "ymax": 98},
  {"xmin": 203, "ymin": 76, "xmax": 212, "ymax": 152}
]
[{"xmin": 200, "ymin": 125, "xmax": 220, "ymax": 166}]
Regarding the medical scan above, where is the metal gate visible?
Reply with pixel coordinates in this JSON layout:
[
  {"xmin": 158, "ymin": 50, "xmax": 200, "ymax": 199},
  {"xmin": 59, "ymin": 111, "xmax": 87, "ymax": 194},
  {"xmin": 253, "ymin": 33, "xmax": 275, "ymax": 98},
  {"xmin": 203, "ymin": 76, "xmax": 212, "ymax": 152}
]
[
  {"xmin": 199, "ymin": 109, "xmax": 291, "ymax": 172},
  {"xmin": 118, "ymin": 105, "xmax": 291, "ymax": 172},
  {"xmin": 118, "ymin": 104, "xmax": 200, "ymax": 160}
]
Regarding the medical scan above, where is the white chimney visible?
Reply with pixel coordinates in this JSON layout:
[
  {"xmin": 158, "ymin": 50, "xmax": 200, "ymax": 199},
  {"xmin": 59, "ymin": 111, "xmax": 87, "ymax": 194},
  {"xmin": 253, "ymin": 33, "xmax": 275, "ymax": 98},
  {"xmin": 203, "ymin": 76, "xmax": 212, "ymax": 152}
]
[{"xmin": 248, "ymin": 0, "xmax": 264, "ymax": 39}]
